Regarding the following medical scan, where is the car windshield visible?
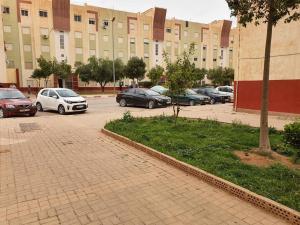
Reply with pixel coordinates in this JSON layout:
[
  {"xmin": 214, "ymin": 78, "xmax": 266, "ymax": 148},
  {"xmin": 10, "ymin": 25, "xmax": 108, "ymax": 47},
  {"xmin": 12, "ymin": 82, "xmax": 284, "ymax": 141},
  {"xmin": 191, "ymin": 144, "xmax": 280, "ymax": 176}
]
[
  {"xmin": 0, "ymin": 89, "xmax": 26, "ymax": 99},
  {"xmin": 56, "ymin": 89, "xmax": 79, "ymax": 97},
  {"xmin": 145, "ymin": 89, "xmax": 160, "ymax": 96},
  {"xmin": 151, "ymin": 86, "xmax": 168, "ymax": 94},
  {"xmin": 206, "ymin": 88, "xmax": 219, "ymax": 94},
  {"xmin": 186, "ymin": 89, "xmax": 197, "ymax": 95}
]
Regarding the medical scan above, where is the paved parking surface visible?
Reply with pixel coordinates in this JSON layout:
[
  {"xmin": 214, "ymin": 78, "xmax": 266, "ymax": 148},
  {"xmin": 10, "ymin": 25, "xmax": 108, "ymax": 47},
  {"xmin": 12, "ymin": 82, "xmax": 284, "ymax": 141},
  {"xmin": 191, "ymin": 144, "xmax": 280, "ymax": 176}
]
[{"xmin": 0, "ymin": 97, "xmax": 294, "ymax": 225}]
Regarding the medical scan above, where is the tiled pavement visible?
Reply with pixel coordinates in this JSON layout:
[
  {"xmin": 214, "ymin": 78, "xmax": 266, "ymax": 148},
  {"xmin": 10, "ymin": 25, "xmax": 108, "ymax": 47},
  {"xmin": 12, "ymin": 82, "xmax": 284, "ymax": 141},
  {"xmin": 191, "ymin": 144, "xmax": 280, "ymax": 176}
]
[{"xmin": 0, "ymin": 114, "xmax": 291, "ymax": 225}]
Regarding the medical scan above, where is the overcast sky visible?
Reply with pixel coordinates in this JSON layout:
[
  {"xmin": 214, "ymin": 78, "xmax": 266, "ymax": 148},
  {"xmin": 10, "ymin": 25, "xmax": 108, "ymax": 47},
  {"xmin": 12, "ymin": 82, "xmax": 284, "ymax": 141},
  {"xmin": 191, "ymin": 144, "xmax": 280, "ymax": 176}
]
[{"xmin": 70, "ymin": 0, "xmax": 236, "ymax": 26}]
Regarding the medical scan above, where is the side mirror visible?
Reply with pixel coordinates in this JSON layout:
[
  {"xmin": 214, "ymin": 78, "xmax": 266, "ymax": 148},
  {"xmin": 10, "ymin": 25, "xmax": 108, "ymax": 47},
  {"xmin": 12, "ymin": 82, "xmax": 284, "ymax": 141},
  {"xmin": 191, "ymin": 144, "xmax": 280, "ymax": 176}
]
[{"xmin": 52, "ymin": 95, "xmax": 59, "ymax": 99}]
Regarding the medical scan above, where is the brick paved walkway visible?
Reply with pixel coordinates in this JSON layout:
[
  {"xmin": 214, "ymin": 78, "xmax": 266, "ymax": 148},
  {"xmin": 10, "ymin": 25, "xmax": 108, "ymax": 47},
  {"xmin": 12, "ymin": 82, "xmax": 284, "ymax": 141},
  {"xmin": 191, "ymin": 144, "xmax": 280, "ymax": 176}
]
[{"xmin": 0, "ymin": 115, "xmax": 290, "ymax": 225}]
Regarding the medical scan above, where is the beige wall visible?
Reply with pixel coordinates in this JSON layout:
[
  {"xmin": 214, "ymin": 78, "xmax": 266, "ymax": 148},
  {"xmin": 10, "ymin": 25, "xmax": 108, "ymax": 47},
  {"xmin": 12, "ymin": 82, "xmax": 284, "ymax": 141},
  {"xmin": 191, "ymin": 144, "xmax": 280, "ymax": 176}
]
[
  {"xmin": 0, "ymin": 1, "xmax": 7, "ymax": 83},
  {"xmin": 235, "ymin": 19, "xmax": 300, "ymax": 81}
]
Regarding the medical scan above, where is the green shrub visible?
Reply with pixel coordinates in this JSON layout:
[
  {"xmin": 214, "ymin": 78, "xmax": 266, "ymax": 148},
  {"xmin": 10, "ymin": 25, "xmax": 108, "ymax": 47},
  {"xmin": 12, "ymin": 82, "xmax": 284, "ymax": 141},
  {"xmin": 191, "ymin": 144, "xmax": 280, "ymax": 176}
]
[
  {"xmin": 122, "ymin": 111, "xmax": 134, "ymax": 122},
  {"xmin": 284, "ymin": 121, "xmax": 300, "ymax": 162},
  {"xmin": 284, "ymin": 122, "xmax": 300, "ymax": 148}
]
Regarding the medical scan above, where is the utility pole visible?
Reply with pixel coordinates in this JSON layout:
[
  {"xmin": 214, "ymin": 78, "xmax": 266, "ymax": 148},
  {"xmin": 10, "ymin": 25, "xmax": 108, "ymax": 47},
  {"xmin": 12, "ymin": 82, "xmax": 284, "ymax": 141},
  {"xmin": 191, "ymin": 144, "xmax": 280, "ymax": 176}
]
[{"xmin": 111, "ymin": 17, "xmax": 116, "ymax": 94}]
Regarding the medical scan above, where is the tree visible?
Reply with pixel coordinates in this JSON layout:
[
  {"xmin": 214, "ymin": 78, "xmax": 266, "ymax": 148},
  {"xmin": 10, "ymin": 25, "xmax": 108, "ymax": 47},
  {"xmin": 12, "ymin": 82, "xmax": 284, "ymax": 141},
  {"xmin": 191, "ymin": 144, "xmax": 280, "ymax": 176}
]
[
  {"xmin": 163, "ymin": 43, "xmax": 196, "ymax": 124},
  {"xmin": 147, "ymin": 65, "xmax": 164, "ymax": 85},
  {"xmin": 75, "ymin": 62, "xmax": 92, "ymax": 85},
  {"xmin": 124, "ymin": 57, "xmax": 146, "ymax": 84},
  {"xmin": 226, "ymin": 0, "xmax": 300, "ymax": 152},
  {"xmin": 53, "ymin": 59, "xmax": 72, "ymax": 81},
  {"xmin": 192, "ymin": 68, "xmax": 207, "ymax": 87},
  {"xmin": 207, "ymin": 67, "xmax": 234, "ymax": 86},
  {"xmin": 31, "ymin": 56, "xmax": 53, "ymax": 87}
]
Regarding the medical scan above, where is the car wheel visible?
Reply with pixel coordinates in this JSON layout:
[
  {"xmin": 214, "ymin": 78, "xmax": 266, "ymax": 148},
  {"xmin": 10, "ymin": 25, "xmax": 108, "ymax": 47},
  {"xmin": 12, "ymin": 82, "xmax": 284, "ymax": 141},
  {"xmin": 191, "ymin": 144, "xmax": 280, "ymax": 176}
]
[
  {"xmin": 36, "ymin": 102, "xmax": 43, "ymax": 112},
  {"xmin": 189, "ymin": 100, "xmax": 195, "ymax": 106},
  {"xmin": 210, "ymin": 99, "xmax": 216, "ymax": 105},
  {"xmin": 148, "ymin": 100, "xmax": 155, "ymax": 109},
  {"xmin": 58, "ymin": 105, "xmax": 65, "ymax": 115},
  {"xmin": 119, "ymin": 99, "xmax": 127, "ymax": 107},
  {"xmin": 0, "ymin": 108, "xmax": 5, "ymax": 118}
]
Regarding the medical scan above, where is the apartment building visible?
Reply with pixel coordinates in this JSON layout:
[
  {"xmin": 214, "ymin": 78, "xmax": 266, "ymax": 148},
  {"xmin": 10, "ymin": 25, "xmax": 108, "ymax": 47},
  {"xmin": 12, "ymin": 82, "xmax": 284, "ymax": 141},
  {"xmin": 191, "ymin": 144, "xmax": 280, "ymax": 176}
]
[
  {"xmin": 0, "ymin": 0, "xmax": 235, "ymax": 90},
  {"xmin": 234, "ymin": 18, "xmax": 300, "ymax": 115}
]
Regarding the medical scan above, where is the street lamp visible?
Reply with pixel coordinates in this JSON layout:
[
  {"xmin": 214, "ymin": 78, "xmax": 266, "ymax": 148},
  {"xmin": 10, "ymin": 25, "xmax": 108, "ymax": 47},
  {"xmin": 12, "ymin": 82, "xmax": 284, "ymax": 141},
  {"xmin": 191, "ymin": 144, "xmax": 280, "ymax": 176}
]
[{"xmin": 111, "ymin": 17, "xmax": 116, "ymax": 94}]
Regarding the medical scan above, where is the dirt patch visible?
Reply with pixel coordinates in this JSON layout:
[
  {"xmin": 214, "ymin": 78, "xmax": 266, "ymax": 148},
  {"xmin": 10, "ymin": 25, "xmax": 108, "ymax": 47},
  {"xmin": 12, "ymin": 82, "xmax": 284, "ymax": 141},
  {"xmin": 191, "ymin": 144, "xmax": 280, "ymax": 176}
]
[{"xmin": 235, "ymin": 150, "xmax": 300, "ymax": 169}]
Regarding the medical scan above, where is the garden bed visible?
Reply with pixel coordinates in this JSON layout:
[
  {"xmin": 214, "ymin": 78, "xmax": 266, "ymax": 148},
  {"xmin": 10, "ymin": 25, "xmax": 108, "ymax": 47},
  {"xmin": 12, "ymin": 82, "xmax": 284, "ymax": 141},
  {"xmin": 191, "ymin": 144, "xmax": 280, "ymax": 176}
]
[{"xmin": 105, "ymin": 116, "xmax": 300, "ymax": 211}]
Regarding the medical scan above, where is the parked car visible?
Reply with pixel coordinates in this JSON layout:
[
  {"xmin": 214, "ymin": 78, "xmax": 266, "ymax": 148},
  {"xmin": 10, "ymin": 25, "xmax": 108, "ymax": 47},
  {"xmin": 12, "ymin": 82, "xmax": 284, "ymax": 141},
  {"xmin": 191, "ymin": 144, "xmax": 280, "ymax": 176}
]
[
  {"xmin": 116, "ymin": 88, "xmax": 171, "ymax": 109},
  {"xmin": 0, "ymin": 88, "xmax": 37, "ymax": 118},
  {"xmin": 216, "ymin": 86, "xmax": 234, "ymax": 102},
  {"xmin": 171, "ymin": 89, "xmax": 210, "ymax": 106},
  {"xmin": 194, "ymin": 87, "xmax": 230, "ymax": 104},
  {"xmin": 36, "ymin": 88, "xmax": 88, "ymax": 115}
]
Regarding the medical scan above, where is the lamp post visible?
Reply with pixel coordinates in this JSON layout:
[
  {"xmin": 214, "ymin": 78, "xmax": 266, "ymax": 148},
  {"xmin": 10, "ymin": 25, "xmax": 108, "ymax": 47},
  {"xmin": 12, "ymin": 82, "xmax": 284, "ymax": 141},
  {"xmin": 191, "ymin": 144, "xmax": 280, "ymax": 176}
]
[{"xmin": 111, "ymin": 17, "xmax": 116, "ymax": 94}]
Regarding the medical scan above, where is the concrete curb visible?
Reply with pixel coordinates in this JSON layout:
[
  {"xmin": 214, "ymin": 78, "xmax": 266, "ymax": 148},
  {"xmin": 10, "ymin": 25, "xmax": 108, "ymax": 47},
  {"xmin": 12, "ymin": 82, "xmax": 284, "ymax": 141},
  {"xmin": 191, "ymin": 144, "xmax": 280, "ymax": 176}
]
[{"xmin": 101, "ymin": 128, "xmax": 300, "ymax": 225}]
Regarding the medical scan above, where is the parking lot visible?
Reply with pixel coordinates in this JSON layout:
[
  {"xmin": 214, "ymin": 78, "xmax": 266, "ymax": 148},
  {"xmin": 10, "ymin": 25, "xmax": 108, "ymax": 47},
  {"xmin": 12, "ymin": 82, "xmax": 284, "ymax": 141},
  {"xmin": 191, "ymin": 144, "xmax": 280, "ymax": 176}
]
[
  {"xmin": 30, "ymin": 96, "xmax": 294, "ymax": 130},
  {"xmin": 0, "ymin": 96, "xmax": 293, "ymax": 225}
]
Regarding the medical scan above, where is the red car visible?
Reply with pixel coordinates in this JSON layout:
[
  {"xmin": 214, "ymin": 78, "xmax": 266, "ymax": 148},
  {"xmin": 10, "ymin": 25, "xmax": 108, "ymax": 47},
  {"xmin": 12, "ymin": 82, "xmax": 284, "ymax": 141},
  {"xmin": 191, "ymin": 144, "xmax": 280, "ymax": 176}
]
[{"xmin": 0, "ymin": 88, "xmax": 37, "ymax": 118}]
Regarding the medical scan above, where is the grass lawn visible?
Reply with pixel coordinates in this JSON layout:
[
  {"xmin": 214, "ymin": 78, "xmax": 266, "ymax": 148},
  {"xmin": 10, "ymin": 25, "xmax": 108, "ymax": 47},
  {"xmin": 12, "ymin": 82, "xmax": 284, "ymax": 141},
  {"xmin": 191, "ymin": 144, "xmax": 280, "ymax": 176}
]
[{"xmin": 105, "ymin": 116, "xmax": 300, "ymax": 211}]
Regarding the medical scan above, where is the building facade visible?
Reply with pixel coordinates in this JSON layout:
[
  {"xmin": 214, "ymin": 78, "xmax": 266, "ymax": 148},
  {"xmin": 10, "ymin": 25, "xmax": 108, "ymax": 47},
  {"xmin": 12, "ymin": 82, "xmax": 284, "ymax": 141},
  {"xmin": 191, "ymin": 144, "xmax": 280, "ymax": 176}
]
[
  {"xmin": 234, "ymin": 17, "xmax": 300, "ymax": 115},
  {"xmin": 0, "ymin": 0, "xmax": 235, "ymax": 90}
]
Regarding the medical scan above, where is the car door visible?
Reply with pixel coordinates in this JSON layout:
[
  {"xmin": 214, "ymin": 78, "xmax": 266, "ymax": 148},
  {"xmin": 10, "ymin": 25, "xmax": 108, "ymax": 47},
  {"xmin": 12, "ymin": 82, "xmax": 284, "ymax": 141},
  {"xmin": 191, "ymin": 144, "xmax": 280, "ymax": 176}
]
[
  {"xmin": 134, "ymin": 89, "xmax": 147, "ymax": 106},
  {"xmin": 123, "ymin": 89, "xmax": 135, "ymax": 105},
  {"xmin": 47, "ymin": 90, "xmax": 60, "ymax": 110},
  {"xmin": 39, "ymin": 89, "xmax": 49, "ymax": 108}
]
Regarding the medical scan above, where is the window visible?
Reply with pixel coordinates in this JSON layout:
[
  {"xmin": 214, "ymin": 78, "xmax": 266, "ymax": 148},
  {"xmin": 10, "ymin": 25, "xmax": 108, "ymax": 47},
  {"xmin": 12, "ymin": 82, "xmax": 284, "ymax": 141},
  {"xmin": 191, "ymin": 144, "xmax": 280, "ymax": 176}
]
[
  {"xmin": 203, "ymin": 46, "xmax": 207, "ymax": 50},
  {"xmin": 25, "ymin": 62, "xmax": 33, "ymax": 69},
  {"xmin": 60, "ymin": 32, "xmax": 64, "ymax": 49},
  {"xmin": 117, "ymin": 22, "xmax": 123, "ymax": 29},
  {"xmin": 194, "ymin": 44, "xmax": 198, "ymax": 50},
  {"xmin": 75, "ymin": 48, "xmax": 83, "ymax": 54},
  {"xmin": 129, "ymin": 23, "xmax": 135, "ymax": 31},
  {"xmin": 194, "ymin": 58, "xmax": 198, "ymax": 62},
  {"xmin": 74, "ymin": 15, "xmax": 82, "ymax": 22},
  {"xmin": 89, "ymin": 18, "xmax": 95, "ymax": 25},
  {"xmin": 49, "ymin": 90, "xmax": 57, "ymax": 98},
  {"xmin": 184, "ymin": 31, "xmax": 188, "ymax": 37},
  {"xmin": 194, "ymin": 32, "xmax": 199, "ymax": 38},
  {"xmin": 104, "ymin": 50, "xmax": 109, "ymax": 57},
  {"xmin": 118, "ymin": 51, "xmax": 124, "ymax": 58},
  {"xmin": 185, "ymin": 21, "xmax": 189, "ymax": 27},
  {"xmin": 143, "ymin": 24, "xmax": 149, "ymax": 31},
  {"xmin": 118, "ymin": 37, "xmax": 124, "ymax": 44},
  {"xmin": 155, "ymin": 43, "xmax": 159, "ymax": 56},
  {"xmin": 41, "ymin": 89, "xmax": 48, "ymax": 96},
  {"xmin": 22, "ymin": 27, "xmax": 30, "ymax": 34},
  {"xmin": 144, "ymin": 53, "xmax": 149, "ymax": 58},
  {"xmin": 41, "ymin": 45, "xmax": 50, "ymax": 53},
  {"xmin": 3, "ymin": 26, "xmax": 11, "ymax": 33},
  {"xmin": 103, "ymin": 35, "xmax": 109, "ymax": 42},
  {"xmin": 39, "ymin": 10, "xmax": 48, "ymax": 17},
  {"xmin": 89, "ymin": 34, "xmax": 96, "ymax": 41},
  {"xmin": 23, "ymin": 45, "xmax": 31, "ymax": 52},
  {"xmin": 89, "ymin": 49, "xmax": 96, "ymax": 56},
  {"xmin": 103, "ymin": 20, "xmax": 109, "ymax": 27},
  {"xmin": 75, "ymin": 31, "xmax": 82, "ymax": 39},
  {"xmin": 3, "ymin": 7, "xmax": 10, "ymax": 14},
  {"xmin": 203, "ymin": 58, "xmax": 206, "ymax": 62},
  {"xmin": 220, "ymin": 50, "xmax": 224, "ymax": 59},
  {"xmin": 40, "ymin": 28, "xmax": 49, "ymax": 36},
  {"xmin": 166, "ymin": 28, "xmax": 172, "ymax": 33},
  {"xmin": 184, "ymin": 43, "xmax": 188, "ymax": 49},
  {"xmin": 7, "ymin": 60, "xmax": 15, "ymax": 68},
  {"xmin": 213, "ymin": 58, "xmax": 217, "ymax": 62},
  {"xmin": 5, "ymin": 43, "xmax": 13, "ymax": 51},
  {"xmin": 21, "ymin": 9, "xmax": 29, "ymax": 16},
  {"xmin": 130, "ymin": 38, "xmax": 135, "ymax": 44},
  {"xmin": 144, "ymin": 38, "xmax": 149, "ymax": 44},
  {"xmin": 166, "ymin": 41, "xmax": 171, "ymax": 47}
]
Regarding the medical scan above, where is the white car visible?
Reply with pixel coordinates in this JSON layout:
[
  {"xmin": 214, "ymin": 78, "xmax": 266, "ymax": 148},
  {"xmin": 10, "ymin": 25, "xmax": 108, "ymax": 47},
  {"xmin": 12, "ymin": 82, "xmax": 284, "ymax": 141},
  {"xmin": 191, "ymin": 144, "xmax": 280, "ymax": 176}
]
[
  {"xmin": 216, "ymin": 86, "xmax": 234, "ymax": 102},
  {"xmin": 36, "ymin": 88, "xmax": 88, "ymax": 114}
]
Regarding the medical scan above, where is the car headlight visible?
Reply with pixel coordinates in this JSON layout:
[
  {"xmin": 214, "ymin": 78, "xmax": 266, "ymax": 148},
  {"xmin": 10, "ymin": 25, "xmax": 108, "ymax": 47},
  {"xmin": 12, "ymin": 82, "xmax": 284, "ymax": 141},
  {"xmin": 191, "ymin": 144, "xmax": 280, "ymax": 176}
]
[
  {"xmin": 5, "ymin": 104, "xmax": 15, "ymax": 109},
  {"xmin": 64, "ymin": 99, "xmax": 73, "ymax": 104}
]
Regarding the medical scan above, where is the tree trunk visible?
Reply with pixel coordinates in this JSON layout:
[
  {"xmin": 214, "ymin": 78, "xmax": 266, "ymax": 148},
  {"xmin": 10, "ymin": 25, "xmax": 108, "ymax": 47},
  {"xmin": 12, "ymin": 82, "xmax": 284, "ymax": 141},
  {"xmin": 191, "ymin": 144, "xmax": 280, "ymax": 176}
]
[{"xmin": 259, "ymin": 0, "xmax": 273, "ymax": 152}]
